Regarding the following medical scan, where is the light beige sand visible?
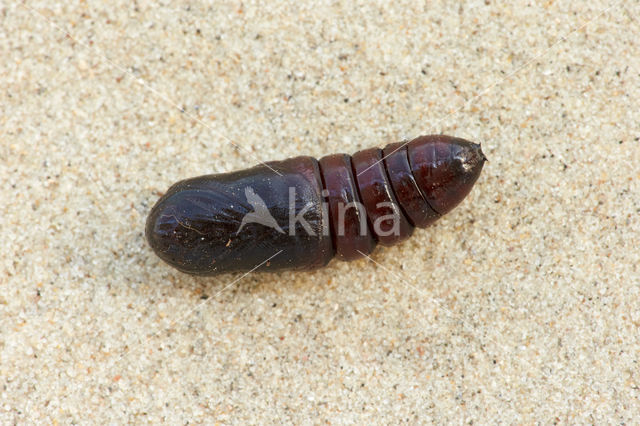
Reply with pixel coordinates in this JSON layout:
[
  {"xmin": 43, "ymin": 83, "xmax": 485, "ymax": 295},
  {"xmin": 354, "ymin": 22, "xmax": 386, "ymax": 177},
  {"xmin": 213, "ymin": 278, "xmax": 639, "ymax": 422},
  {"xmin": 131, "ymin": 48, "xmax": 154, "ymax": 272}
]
[{"xmin": 2, "ymin": 0, "xmax": 639, "ymax": 423}]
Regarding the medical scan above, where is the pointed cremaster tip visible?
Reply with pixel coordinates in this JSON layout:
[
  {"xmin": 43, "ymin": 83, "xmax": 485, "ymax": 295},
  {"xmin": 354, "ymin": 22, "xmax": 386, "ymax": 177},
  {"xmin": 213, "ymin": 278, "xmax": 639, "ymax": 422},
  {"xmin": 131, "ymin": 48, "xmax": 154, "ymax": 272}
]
[
  {"xmin": 408, "ymin": 135, "xmax": 486, "ymax": 215},
  {"xmin": 458, "ymin": 141, "xmax": 487, "ymax": 174}
]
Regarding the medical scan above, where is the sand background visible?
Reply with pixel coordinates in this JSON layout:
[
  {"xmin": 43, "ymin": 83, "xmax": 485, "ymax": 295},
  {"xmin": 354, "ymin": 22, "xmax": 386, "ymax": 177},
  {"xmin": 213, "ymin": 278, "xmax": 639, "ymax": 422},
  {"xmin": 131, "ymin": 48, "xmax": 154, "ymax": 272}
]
[{"xmin": 2, "ymin": 0, "xmax": 639, "ymax": 423}]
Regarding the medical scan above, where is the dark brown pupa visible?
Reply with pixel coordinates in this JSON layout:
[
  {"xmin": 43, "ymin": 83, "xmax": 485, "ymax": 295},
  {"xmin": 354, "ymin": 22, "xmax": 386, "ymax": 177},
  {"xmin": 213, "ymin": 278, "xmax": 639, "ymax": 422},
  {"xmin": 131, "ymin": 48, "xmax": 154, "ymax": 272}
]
[{"xmin": 146, "ymin": 135, "xmax": 486, "ymax": 275}]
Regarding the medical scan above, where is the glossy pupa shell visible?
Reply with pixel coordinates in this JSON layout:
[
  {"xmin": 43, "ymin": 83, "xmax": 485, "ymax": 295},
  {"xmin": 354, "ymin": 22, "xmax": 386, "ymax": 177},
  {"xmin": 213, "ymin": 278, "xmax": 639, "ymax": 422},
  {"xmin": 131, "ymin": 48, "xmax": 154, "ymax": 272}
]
[{"xmin": 146, "ymin": 135, "xmax": 486, "ymax": 275}]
